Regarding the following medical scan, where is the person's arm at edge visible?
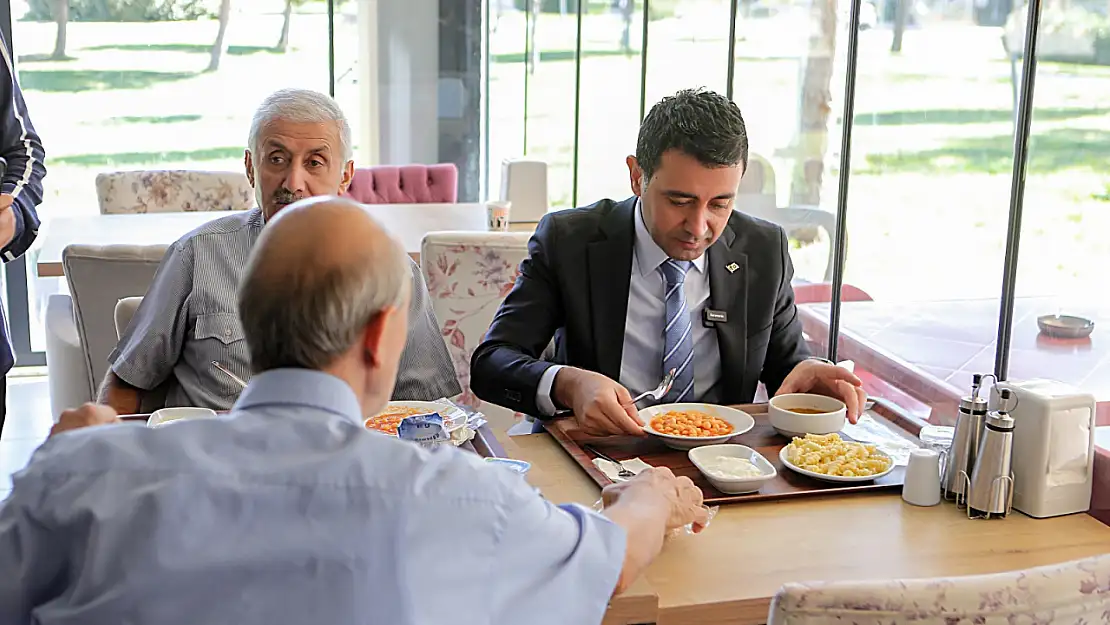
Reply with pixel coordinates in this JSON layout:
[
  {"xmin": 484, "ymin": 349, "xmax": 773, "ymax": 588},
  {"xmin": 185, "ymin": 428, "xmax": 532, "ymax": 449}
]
[
  {"xmin": 470, "ymin": 214, "xmax": 567, "ymax": 416},
  {"xmin": 0, "ymin": 33, "xmax": 45, "ymax": 261},
  {"xmin": 759, "ymin": 227, "xmax": 811, "ymax": 395},
  {"xmin": 600, "ymin": 490, "xmax": 670, "ymax": 594},
  {"xmin": 97, "ymin": 372, "xmax": 142, "ymax": 414}
]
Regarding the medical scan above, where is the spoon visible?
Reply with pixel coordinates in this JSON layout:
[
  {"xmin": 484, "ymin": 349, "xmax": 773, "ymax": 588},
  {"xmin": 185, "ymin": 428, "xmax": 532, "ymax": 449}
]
[{"xmin": 211, "ymin": 361, "xmax": 247, "ymax": 389}]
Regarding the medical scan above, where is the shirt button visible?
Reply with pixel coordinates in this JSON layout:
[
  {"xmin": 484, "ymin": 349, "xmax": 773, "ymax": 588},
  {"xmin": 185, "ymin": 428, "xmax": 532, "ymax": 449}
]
[{"xmin": 224, "ymin": 329, "xmax": 232, "ymax": 338}]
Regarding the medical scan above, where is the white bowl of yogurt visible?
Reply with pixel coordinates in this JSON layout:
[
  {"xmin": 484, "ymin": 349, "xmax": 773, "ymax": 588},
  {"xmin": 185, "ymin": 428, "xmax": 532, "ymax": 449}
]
[{"xmin": 688, "ymin": 444, "xmax": 776, "ymax": 494}]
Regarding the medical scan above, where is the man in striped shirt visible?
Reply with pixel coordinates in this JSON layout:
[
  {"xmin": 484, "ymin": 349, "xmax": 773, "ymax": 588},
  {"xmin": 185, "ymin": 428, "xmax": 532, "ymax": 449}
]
[
  {"xmin": 0, "ymin": 31, "xmax": 46, "ymax": 435},
  {"xmin": 99, "ymin": 88, "xmax": 460, "ymax": 413}
]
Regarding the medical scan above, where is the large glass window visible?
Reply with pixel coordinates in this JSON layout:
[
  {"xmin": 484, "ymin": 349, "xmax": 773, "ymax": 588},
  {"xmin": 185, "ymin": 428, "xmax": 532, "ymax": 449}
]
[
  {"xmin": 12, "ymin": 0, "xmax": 330, "ymax": 352},
  {"xmin": 831, "ymin": 9, "xmax": 1020, "ymax": 425},
  {"xmin": 1008, "ymin": 0, "xmax": 1110, "ymax": 425}
]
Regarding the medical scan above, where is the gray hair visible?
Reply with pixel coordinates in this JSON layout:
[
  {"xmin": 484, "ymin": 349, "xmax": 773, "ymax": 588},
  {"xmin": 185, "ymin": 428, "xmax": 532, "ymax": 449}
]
[
  {"xmin": 238, "ymin": 203, "xmax": 411, "ymax": 373},
  {"xmin": 247, "ymin": 88, "xmax": 353, "ymax": 162}
]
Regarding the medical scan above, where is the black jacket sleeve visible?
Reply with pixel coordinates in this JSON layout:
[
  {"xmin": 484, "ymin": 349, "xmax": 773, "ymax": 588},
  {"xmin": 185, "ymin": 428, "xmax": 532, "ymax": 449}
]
[{"xmin": 0, "ymin": 34, "xmax": 45, "ymax": 261}]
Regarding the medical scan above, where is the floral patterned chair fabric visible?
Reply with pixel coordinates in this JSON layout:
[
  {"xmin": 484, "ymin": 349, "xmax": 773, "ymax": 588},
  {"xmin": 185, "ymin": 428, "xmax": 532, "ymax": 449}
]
[
  {"xmin": 769, "ymin": 554, "xmax": 1110, "ymax": 625},
  {"xmin": 95, "ymin": 170, "xmax": 255, "ymax": 214},
  {"xmin": 420, "ymin": 232, "xmax": 532, "ymax": 411},
  {"xmin": 344, "ymin": 164, "xmax": 458, "ymax": 205}
]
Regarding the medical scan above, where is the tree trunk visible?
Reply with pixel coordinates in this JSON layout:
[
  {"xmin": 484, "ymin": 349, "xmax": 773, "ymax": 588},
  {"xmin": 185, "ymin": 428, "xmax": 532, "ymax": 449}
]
[
  {"xmin": 207, "ymin": 0, "xmax": 233, "ymax": 72},
  {"xmin": 790, "ymin": 0, "xmax": 838, "ymax": 207},
  {"xmin": 528, "ymin": 0, "xmax": 541, "ymax": 74},
  {"xmin": 51, "ymin": 0, "xmax": 68, "ymax": 60},
  {"xmin": 891, "ymin": 0, "xmax": 908, "ymax": 53},
  {"xmin": 277, "ymin": 0, "xmax": 293, "ymax": 52}
]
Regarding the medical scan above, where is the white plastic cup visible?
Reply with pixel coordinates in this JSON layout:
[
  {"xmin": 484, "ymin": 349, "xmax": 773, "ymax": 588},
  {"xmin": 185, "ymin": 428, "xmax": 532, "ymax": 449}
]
[
  {"xmin": 486, "ymin": 200, "xmax": 511, "ymax": 232},
  {"xmin": 902, "ymin": 448, "xmax": 942, "ymax": 507}
]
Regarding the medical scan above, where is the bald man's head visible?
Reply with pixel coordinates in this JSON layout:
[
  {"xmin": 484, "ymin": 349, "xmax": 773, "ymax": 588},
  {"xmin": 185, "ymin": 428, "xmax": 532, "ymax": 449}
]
[{"xmin": 238, "ymin": 196, "xmax": 411, "ymax": 390}]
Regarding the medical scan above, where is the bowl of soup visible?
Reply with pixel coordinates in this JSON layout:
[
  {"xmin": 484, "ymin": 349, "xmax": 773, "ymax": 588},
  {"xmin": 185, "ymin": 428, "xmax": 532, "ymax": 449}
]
[{"xmin": 768, "ymin": 393, "xmax": 846, "ymax": 437}]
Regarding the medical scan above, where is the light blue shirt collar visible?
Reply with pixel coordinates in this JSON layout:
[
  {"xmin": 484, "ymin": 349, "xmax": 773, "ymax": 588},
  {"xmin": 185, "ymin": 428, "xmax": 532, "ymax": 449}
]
[
  {"xmin": 234, "ymin": 368, "xmax": 364, "ymax": 425},
  {"xmin": 633, "ymin": 199, "xmax": 706, "ymax": 278}
]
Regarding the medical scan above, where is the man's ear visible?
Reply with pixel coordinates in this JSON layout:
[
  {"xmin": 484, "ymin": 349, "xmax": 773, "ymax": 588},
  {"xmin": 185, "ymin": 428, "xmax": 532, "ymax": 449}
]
[
  {"xmin": 339, "ymin": 160, "xmax": 355, "ymax": 196},
  {"xmin": 360, "ymin": 306, "xmax": 395, "ymax": 366},
  {"xmin": 244, "ymin": 150, "xmax": 255, "ymax": 187},
  {"xmin": 626, "ymin": 155, "xmax": 643, "ymax": 197}
]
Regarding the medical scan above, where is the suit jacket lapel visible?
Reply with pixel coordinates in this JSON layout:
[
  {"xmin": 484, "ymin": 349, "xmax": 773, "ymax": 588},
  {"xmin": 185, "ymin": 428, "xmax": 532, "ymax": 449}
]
[
  {"xmin": 587, "ymin": 198, "xmax": 636, "ymax": 381},
  {"xmin": 707, "ymin": 222, "xmax": 748, "ymax": 401}
]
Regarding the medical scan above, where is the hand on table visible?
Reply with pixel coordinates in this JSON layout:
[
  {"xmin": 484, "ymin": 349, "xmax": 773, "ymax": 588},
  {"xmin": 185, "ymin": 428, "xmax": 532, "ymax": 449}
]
[
  {"xmin": 0, "ymin": 194, "xmax": 15, "ymax": 249},
  {"xmin": 552, "ymin": 367, "xmax": 645, "ymax": 437},
  {"xmin": 776, "ymin": 359, "xmax": 867, "ymax": 423},
  {"xmin": 602, "ymin": 466, "xmax": 709, "ymax": 533},
  {"xmin": 50, "ymin": 403, "xmax": 121, "ymax": 438}
]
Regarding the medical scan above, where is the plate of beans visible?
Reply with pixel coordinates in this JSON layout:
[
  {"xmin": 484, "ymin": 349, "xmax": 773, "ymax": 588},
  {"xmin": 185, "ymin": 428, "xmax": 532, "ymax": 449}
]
[{"xmin": 640, "ymin": 403, "xmax": 756, "ymax": 450}]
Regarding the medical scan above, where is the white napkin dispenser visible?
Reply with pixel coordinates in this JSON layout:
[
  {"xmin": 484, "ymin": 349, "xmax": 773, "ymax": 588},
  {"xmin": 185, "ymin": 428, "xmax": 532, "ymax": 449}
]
[{"xmin": 997, "ymin": 379, "xmax": 1096, "ymax": 518}]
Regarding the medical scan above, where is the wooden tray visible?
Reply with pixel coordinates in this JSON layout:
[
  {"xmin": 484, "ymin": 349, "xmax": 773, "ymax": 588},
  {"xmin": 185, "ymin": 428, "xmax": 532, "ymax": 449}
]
[{"xmin": 543, "ymin": 403, "xmax": 907, "ymax": 505}]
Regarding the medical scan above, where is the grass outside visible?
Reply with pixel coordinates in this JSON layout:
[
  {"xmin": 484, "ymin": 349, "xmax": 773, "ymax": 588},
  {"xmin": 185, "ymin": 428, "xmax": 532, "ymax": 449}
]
[{"xmin": 11, "ymin": 0, "xmax": 1110, "ymax": 326}]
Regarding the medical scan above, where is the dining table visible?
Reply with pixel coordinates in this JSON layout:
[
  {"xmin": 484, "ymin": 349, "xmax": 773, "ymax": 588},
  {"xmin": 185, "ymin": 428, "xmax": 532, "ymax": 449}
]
[
  {"xmin": 496, "ymin": 408, "xmax": 1110, "ymax": 625},
  {"xmin": 34, "ymin": 203, "xmax": 492, "ymax": 278}
]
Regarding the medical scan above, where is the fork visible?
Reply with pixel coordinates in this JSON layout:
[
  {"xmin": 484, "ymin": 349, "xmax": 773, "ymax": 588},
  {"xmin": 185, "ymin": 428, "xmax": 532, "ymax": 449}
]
[{"xmin": 583, "ymin": 445, "xmax": 636, "ymax": 479}]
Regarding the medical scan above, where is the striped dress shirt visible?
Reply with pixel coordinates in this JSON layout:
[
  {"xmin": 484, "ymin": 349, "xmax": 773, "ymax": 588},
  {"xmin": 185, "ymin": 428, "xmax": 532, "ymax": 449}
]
[
  {"xmin": 0, "ymin": 32, "xmax": 46, "ymax": 374},
  {"xmin": 109, "ymin": 208, "xmax": 461, "ymax": 409}
]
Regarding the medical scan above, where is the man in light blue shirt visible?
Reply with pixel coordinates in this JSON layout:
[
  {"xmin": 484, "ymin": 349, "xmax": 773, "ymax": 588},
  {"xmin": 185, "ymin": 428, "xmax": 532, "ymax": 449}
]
[{"xmin": 0, "ymin": 196, "xmax": 708, "ymax": 625}]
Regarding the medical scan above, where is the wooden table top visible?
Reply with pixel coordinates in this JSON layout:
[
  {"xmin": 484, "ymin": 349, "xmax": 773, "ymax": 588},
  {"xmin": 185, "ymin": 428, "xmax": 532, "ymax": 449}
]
[
  {"xmin": 497, "ymin": 427, "xmax": 1110, "ymax": 625},
  {"xmin": 35, "ymin": 203, "xmax": 491, "ymax": 278}
]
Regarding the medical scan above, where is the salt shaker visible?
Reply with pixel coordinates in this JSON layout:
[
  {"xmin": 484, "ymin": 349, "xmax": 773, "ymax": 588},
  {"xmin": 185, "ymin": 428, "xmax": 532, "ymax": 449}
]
[
  {"xmin": 902, "ymin": 448, "xmax": 941, "ymax": 507},
  {"xmin": 967, "ymin": 389, "xmax": 1016, "ymax": 519},
  {"xmin": 942, "ymin": 373, "xmax": 990, "ymax": 506}
]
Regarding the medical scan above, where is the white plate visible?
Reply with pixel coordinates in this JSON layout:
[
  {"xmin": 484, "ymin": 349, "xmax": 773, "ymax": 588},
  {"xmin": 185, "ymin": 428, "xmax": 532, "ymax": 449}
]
[
  {"xmin": 148, "ymin": 407, "xmax": 217, "ymax": 428},
  {"xmin": 640, "ymin": 403, "xmax": 755, "ymax": 450},
  {"xmin": 778, "ymin": 445, "xmax": 896, "ymax": 483}
]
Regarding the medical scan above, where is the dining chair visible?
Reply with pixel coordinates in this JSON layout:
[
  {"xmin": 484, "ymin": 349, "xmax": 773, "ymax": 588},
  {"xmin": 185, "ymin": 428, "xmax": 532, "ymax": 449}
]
[
  {"xmin": 500, "ymin": 158, "xmax": 549, "ymax": 223},
  {"xmin": 44, "ymin": 244, "xmax": 167, "ymax": 419},
  {"xmin": 768, "ymin": 552, "xmax": 1110, "ymax": 624},
  {"xmin": 95, "ymin": 170, "xmax": 254, "ymax": 214},
  {"xmin": 420, "ymin": 231, "xmax": 532, "ymax": 425},
  {"xmin": 343, "ymin": 164, "xmax": 458, "ymax": 204},
  {"xmin": 734, "ymin": 155, "xmax": 839, "ymax": 283}
]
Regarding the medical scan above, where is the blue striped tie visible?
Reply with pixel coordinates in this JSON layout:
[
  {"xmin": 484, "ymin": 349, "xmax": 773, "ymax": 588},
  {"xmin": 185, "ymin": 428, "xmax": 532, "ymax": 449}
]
[{"xmin": 660, "ymin": 259, "xmax": 695, "ymax": 403}]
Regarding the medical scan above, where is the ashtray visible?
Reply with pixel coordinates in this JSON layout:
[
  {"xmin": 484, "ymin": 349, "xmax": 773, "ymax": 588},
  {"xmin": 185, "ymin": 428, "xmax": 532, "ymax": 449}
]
[{"xmin": 1037, "ymin": 314, "xmax": 1094, "ymax": 339}]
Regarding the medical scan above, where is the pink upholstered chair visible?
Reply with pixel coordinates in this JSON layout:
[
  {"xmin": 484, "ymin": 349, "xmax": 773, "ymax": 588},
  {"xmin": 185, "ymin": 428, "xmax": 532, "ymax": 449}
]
[{"xmin": 343, "ymin": 164, "xmax": 458, "ymax": 204}]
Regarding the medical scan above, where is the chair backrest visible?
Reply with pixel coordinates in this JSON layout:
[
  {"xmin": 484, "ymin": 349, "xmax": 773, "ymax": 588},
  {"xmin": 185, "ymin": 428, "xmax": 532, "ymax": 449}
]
[
  {"xmin": 500, "ymin": 158, "xmax": 549, "ymax": 223},
  {"xmin": 115, "ymin": 297, "xmax": 144, "ymax": 340},
  {"xmin": 95, "ymin": 170, "xmax": 255, "ymax": 214},
  {"xmin": 769, "ymin": 553, "xmax": 1110, "ymax": 625},
  {"xmin": 738, "ymin": 153, "xmax": 777, "ymax": 196},
  {"xmin": 344, "ymin": 164, "xmax": 458, "ymax": 204},
  {"xmin": 420, "ymin": 231, "xmax": 532, "ymax": 408},
  {"xmin": 62, "ymin": 244, "xmax": 169, "ymax": 397}
]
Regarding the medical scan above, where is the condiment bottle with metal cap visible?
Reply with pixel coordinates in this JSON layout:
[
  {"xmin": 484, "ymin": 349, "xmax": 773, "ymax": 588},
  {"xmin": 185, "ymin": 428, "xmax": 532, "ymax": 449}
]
[
  {"xmin": 967, "ymin": 389, "xmax": 1016, "ymax": 519},
  {"xmin": 942, "ymin": 373, "xmax": 990, "ymax": 506}
]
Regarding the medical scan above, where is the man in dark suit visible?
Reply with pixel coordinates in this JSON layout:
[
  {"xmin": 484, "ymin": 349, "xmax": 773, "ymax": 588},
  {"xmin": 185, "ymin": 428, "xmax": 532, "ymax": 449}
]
[{"xmin": 471, "ymin": 89, "xmax": 865, "ymax": 436}]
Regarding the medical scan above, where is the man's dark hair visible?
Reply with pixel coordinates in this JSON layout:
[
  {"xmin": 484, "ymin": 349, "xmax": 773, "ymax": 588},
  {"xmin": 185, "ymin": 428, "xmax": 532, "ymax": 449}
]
[{"xmin": 635, "ymin": 88, "xmax": 749, "ymax": 182}]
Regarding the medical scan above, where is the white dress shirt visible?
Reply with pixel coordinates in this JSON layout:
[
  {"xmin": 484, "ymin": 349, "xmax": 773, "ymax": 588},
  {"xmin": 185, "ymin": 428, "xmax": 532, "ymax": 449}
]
[
  {"xmin": 1, "ymin": 369, "xmax": 625, "ymax": 625},
  {"xmin": 536, "ymin": 202, "xmax": 722, "ymax": 414}
]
